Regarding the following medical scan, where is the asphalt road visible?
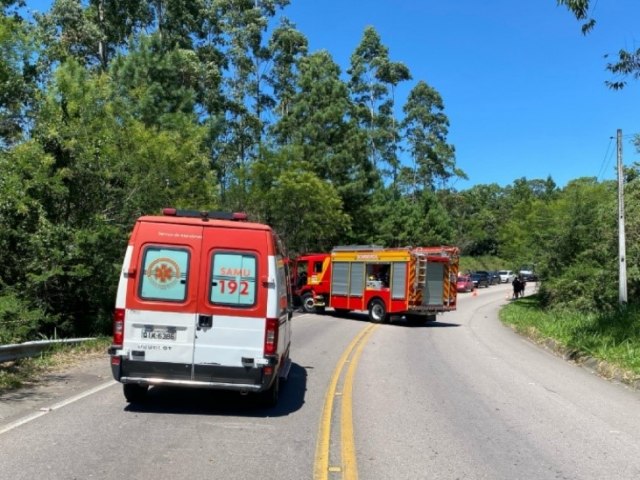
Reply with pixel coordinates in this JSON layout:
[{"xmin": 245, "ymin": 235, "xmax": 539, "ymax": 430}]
[{"xmin": 1, "ymin": 283, "xmax": 639, "ymax": 480}]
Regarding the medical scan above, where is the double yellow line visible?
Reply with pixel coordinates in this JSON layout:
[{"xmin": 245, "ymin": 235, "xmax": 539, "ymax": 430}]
[{"xmin": 314, "ymin": 323, "xmax": 380, "ymax": 480}]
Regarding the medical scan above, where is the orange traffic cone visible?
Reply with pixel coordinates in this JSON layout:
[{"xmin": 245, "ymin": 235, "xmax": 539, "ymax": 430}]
[{"xmin": 472, "ymin": 288, "xmax": 478, "ymax": 297}]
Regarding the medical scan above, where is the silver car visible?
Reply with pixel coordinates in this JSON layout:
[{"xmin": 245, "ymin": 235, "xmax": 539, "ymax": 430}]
[{"xmin": 498, "ymin": 270, "xmax": 515, "ymax": 283}]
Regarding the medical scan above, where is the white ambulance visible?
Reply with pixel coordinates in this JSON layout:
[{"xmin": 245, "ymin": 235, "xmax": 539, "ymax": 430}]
[{"xmin": 108, "ymin": 208, "xmax": 292, "ymax": 406}]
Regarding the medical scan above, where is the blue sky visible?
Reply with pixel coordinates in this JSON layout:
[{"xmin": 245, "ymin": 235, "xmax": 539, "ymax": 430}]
[
  {"xmin": 280, "ymin": 0, "xmax": 640, "ymax": 190},
  {"xmin": 25, "ymin": 1, "xmax": 640, "ymax": 190}
]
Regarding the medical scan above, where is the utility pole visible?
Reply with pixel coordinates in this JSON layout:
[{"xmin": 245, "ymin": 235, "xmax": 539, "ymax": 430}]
[{"xmin": 617, "ymin": 129, "xmax": 628, "ymax": 306}]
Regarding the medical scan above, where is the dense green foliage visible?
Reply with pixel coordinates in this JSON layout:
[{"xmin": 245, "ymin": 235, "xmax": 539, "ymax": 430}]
[{"xmin": 0, "ymin": 1, "xmax": 638, "ymax": 343}]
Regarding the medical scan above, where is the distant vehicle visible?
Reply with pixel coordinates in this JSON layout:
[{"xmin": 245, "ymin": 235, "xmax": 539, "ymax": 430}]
[
  {"xmin": 498, "ymin": 270, "xmax": 515, "ymax": 283},
  {"xmin": 474, "ymin": 270, "xmax": 495, "ymax": 286},
  {"xmin": 518, "ymin": 267, "xmax": 538, "ymax": 282},
  {"xmin": 487, "ymin": 271, "xmax": 500, "ymax": 285},
  {"xmin": 456, "ymin": 275, "xmax": 474, "ymax": 293},
  {"xmin": 470, "ymin": 272, "xmax": 490, "ymax": 288}
]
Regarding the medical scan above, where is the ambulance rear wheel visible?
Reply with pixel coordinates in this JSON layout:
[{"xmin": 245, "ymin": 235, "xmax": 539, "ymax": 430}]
[
  {"xmin": 259, "ymin": 377, "xmax": 280, "ymax": 408},
  {"xmin": 301, "ymin": 293, "xmax": 316, "ymax": 314},
  {"xmin": 123, "ymin": 384, "xmax": 148, "ymax": 403},
  {"xmin": 368, "ymin": 299, "xmax": 388, "ymax": 323}
]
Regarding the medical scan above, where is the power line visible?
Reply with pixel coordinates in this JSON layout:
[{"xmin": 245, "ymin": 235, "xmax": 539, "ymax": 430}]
[{"xmin": 597, "ymin": 136, "xmax": 615, "ymax": 181}]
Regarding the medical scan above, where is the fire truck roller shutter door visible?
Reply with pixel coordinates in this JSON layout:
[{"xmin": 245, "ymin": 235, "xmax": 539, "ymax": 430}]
[
  {"xmin": 425, "ymin": 262, "xmax": 444, "ymax": 306},
  {"xmin": 392, "ymin": 262, "xmax": 407, "ymax": 299}
]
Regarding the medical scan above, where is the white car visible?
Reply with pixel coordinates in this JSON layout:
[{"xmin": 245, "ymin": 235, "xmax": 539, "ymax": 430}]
[{"xmin": 498, "ymin": 270, "xmax": 515, "ymax": 283}]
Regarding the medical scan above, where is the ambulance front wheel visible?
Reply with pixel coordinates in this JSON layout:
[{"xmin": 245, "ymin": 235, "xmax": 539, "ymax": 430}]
[
  {"xmin": 123, "ymin": 383, "xmax": 148, "ymax": 403},
  {"xmin": 368, "ymin": 299, "xmax": 388, "ymax": 323}
]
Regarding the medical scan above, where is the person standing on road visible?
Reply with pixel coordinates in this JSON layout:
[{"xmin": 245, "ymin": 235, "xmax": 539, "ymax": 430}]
[{"xmin": 512, "ymin": 276, "xmax": 522, "ymax": 299}]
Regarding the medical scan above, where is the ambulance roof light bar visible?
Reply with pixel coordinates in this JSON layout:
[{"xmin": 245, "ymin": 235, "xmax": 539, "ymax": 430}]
[{"xmin": 162, "ymin": 208, "xmax": 248, "ymax": 221}]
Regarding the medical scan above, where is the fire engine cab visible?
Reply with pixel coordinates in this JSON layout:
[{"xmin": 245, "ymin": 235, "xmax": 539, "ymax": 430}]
[{"xmin": 292, "ymin": 245, "xmax": 459, "ymax": 324}]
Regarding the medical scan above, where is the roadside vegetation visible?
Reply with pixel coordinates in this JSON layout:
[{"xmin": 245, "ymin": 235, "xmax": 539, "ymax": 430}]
[{"xmin": 501, "ymin": 297, "xmax": 640, "ymax": 381}]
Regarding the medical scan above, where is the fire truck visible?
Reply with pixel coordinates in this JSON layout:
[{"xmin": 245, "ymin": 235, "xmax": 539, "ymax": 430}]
[{"xmin": 291, "ymin": 245, "xmax": 459, "ymax": 324}]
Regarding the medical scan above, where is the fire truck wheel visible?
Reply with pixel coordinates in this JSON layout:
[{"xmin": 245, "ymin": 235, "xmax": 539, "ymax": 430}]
[
  {"xmin": 368, "ymin": 299, "xmax": 388, "ymax": 323},
  {"xmin": 301, "ymin": 293, "xmax": 316, "ymax": 314}
]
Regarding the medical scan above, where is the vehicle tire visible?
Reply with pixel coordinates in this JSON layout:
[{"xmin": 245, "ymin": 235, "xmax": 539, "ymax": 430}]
[
  {"xmin": 259, "ymin": 377, "xmax": 279, "ymax": 408},
  {"xmin": 368, "ymin": 299, "xmax": 388, "ymax": 323},
  {"xmin": 123, "ymin": 384, "xmax": 148, "ymax": 403},
  {"xmin": 301, "ymin": 292, "xmax": 316, "ymax": 314}
]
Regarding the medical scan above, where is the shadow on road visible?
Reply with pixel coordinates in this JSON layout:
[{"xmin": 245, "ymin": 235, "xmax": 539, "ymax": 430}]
[
  {"xmin": 123, "ymin": 362, "xmax": 308, "ymax": 418},
  {"xmin": 326, "ymin": 310, "xmax": 460, "ymax": 328}
]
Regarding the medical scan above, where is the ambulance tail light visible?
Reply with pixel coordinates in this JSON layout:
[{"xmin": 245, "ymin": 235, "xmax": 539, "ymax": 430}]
[
  {"xmin": 113, "ymin": 308, "xmax": 125, "ymax": 347},
  {"xmin": 264, "ymin": 318, "xmax": 279, "ymax": 355}
]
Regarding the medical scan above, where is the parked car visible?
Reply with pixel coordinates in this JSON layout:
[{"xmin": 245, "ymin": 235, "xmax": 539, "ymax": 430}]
[
  {"xmin": 518, "ymin": 267, "xmax": 538, "ymax": 282},
  {"xmin": 474, "ymin": 270, "xmax": 495, "ymax": 286},
  {"xmin": 456, "ymin": 274, "xmax": 475, "ymax": 293},
  {"xmin": 470, "ymin": 272, "xmax": 490, "ymax": 288},
  {"xmin": 498, "ymin": 270, "xmax": 515, "ymax": 283},
  {"xmin": 487, "ymin": 271, "xmax": 501, "ymax": 285}
]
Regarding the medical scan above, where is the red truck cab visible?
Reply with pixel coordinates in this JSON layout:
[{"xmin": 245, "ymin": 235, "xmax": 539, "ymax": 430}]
[{"xmin": 291, "ymin": 253, "xmax": 332, "ymax": 313}]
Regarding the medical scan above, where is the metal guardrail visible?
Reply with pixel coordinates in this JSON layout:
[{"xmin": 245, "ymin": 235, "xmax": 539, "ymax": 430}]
[{"xmin": 0, "ymin": 338, "xmax": 96, "ymax": 363}]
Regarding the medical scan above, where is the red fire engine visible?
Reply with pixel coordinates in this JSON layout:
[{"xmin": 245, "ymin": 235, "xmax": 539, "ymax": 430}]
[{"xmin": 291, "ymin": 245, "xmax": 459, "ymax": 324}]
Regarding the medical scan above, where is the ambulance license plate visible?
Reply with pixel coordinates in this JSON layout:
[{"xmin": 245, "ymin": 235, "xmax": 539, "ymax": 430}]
[{"xmin": 142, "ymin": 327, "xmax": 176, "ymax": 341}]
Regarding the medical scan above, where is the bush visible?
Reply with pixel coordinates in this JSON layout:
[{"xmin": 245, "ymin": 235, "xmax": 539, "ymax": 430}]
[
  {"xmin": 538, "ymin": 261, "xmax": 618, "ymax": 312},
  {"xmin": 0, "ymin": 290, "xmax": 48, "ymax": 344}
]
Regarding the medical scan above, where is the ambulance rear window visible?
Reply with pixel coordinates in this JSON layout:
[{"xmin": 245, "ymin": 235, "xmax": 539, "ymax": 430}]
[
  {"xmin": 210, "ymin": 252, "xmax": 257, "ymax": 307},
  {"xmin": 139, "ymin": 247, "xmax": 189, "ymax": 302}
]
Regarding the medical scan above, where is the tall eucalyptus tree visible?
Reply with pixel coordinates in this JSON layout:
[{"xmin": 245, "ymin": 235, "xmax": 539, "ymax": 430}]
[
  {"xmin": 348, "ymin": 26, "xmax": 410, "ymax": 185},
  {"xmin": 210, "ymin": 0, "xmax": 288, "ymax": 207},
  {"xmin": 36, "ymin": 0, "xmax": 153, "ymax": 71},
  {"xmin": 400, "ymin": 80, "xmax": 462, "ymax": 193},
  {"xmin": 267, "ymin": 18, "xmax": 308, "ymax": 124},
  {"xmin": 272, "ymin": 50, "xmax": 375, "ymax": 242}
]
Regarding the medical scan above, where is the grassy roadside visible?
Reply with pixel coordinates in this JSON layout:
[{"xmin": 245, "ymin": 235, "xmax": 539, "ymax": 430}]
[
  {"xmin": 500, "ymin": 295, "xmax": 640, "ymax": 387},
  {"xmin": 0, "ymin": 337, "xmax": 111, "ymax": 393}
]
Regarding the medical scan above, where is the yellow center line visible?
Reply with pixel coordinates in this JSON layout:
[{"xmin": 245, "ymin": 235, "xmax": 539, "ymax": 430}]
[
  {"xmin": 341, "ymin": 324, "xmax": 377, "ymax": 480},
  {"xmin": 313, "ymin": 323, "xmax": 379, "ymax": 480}
]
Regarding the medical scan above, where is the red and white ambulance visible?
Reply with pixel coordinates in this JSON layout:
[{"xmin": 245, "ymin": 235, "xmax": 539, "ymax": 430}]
[{"xmin": 108, "ymin": 208, "xmax": 292, "ymax": 406}]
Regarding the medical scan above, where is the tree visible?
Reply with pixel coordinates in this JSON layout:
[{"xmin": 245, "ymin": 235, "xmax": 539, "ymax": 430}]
[
  {"xmin": 242, "ymin": 147, "xmax": 351, "ymax": 254},
  {"xmin": 110, "ymin": 34, "xmax": 201, "ymax": 129},
  {"xmin": 0, "ymin": 2, "xmax": 38, "ymax": 146},
  {"xmin": 267, "ymin": 18, "xmax": 308, "ymax": 119},
  {"xmin": 370, "ymin": 187, "xmax": 453, "ymax": 247},
  {"xmin": 36, "ymin": 0, "xmax": 153, "ymax": 71},
  {"xmin": 1, "ymin": 59, "xmax": 218, "ymax": 339},
  {"xmin": 558, "ymin": 0, "xmax": 640, "ymax": 89},
  {"xmin": 272, "ymin": 50, "xmax": 376, "ymax": 242},
  {"xmin": 400, "ymin": 80, "xmax": 464, "ymax": 193},
  {"xmin": 348, "ymin": 26, "xmax": 411, "ymax": 184}
]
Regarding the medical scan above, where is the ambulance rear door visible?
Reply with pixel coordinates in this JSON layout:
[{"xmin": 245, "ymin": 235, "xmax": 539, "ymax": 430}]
[
  {"xmin": 192, "ymin": 228, "xmax": 268, "ymax": 376},
  {"xmin": 123, "ymin": 221, "xmax": 204, "ymax": 380}
]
